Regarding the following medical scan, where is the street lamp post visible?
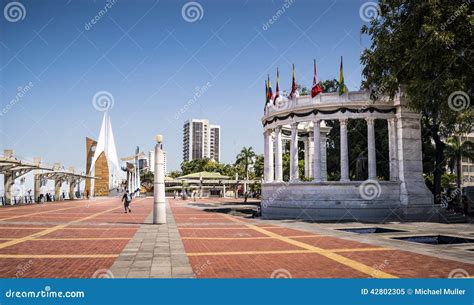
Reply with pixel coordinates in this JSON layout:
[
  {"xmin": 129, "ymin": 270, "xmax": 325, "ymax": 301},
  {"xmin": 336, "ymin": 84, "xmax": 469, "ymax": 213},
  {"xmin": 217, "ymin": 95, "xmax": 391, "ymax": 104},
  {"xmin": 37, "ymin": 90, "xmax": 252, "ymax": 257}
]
[{"xmin": 153, "ymin": 135, "xmax": 166, "ymax": 224}]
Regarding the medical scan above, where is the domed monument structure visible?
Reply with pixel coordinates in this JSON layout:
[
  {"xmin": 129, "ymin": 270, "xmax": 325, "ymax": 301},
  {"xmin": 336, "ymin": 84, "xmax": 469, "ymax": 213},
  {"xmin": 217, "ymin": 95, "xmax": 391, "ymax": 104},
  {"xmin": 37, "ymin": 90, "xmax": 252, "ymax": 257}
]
[{"xmin": 261, "ymin": 66, "xmax": 435, "ymax": 222}]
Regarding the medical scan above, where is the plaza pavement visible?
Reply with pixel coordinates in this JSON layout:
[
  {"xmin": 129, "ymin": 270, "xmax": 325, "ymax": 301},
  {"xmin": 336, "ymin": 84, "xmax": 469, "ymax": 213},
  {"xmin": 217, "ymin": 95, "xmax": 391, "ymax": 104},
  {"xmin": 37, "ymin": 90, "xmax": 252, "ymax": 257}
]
[{"xmin": 0, "ymin": 197, "xmax": 473, "ymax": 278}]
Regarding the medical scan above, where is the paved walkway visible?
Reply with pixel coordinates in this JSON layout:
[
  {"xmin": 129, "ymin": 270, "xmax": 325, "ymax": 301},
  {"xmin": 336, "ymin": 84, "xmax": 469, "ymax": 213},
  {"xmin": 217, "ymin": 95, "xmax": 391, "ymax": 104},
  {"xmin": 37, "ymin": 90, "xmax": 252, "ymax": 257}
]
[
  {"xmin": 0, "ymin": 197, "xmax": 473, "ymax": 278},
  {"xmin": 109, "ymin": 202, "xmax": 193, "ymax": 278},
  {"xmin": 171, "ymin": 198, "xmax": 474, "ymax": 278},
  {"xmin": 0, "ymin": 197, "xmax": 152, "ymax": 278}
]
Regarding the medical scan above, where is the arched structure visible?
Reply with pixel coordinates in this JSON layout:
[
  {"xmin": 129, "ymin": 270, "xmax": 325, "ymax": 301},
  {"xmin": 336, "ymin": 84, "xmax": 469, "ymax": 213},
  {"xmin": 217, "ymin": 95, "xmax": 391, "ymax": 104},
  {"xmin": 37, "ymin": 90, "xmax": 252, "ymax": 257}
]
[{"xmin": 261, "ymin": 90, "xmax": 435, "ymax": 222}]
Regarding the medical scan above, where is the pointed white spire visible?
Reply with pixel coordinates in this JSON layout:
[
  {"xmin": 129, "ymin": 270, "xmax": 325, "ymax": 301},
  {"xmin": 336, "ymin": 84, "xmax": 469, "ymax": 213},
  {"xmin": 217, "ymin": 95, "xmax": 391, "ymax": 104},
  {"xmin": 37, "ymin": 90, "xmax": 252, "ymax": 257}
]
[{"xmin": 89, "ymin": 110, "xmax": 121, "ymax": 191}]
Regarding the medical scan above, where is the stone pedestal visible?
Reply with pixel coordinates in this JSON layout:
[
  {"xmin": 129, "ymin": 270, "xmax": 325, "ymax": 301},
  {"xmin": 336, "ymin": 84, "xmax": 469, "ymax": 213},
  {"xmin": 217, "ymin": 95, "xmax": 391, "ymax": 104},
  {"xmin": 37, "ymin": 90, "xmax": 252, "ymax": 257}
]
[{"xmin": 395, "ymin": 98, "xmax": 435, "ymax": 221}]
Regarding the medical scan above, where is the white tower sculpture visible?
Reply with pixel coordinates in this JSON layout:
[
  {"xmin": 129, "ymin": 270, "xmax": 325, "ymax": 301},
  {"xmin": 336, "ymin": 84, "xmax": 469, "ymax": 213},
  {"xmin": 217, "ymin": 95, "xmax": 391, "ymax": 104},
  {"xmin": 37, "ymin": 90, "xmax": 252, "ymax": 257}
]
[{"xmin": 89, "ymin": 109, "xmax": 121, "ymax": 197}]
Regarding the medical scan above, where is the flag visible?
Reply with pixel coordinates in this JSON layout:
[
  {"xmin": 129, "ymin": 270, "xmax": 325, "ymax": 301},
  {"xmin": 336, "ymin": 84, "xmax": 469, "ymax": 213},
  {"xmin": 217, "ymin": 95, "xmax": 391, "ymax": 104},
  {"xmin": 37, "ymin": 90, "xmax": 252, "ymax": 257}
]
[
  {"xmin": 274, "ymin": 68, "xmax": 280, "ymax": 104},
  {"xmin": 267, "ymin": 75, "xmax": 273, "ymax": 102},
  {"xmin": 339, "ymin": 56, "xmax": 348, "ymax": 95},
  {"xmin": 289, "ymin": 64, "xmax": 297, "ymax": 99},
  {"xmin": 265, "ymin": 80, "xmax": 269, "ymax": 105},
  {"xmin": 311, "ymin": 59, "xmax": 323, "ymax": 98}
]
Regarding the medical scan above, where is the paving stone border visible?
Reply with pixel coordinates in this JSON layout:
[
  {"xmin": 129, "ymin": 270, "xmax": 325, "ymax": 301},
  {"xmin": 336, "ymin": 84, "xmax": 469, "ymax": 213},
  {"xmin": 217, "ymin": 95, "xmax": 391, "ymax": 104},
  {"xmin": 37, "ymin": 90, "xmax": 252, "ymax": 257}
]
[{"xmin": 109, "ymin": 200, "xmax": 194, "ymax": 278}]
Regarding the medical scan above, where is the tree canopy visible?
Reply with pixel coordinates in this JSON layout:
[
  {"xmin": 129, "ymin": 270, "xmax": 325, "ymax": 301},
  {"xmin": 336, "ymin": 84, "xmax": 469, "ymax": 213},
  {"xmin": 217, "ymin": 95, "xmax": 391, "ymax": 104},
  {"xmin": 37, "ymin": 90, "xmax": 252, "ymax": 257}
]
[{"xmin": 360, "ymin": 0, "xmax": 473, "ymax": 202}]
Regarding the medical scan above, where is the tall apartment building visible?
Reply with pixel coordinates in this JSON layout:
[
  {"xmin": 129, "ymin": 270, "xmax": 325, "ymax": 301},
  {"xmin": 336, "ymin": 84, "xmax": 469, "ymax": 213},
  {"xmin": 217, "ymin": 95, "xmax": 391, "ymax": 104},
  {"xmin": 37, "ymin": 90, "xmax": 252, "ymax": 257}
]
[
  {"xmin": 183, "ymin": 119, "xmax": 221, "ymax": 163},
  {"xmin": 210, "ymin": 125, "xmax": 220, "ymax": 162}
]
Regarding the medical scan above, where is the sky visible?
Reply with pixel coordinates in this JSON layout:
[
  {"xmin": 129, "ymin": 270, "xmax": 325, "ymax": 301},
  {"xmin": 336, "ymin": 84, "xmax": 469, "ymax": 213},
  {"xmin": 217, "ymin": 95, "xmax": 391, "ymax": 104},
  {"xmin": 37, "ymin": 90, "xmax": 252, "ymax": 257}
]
[{"xmin": 0, "ymin": 0, "xmax": 374, "ymax": 173}]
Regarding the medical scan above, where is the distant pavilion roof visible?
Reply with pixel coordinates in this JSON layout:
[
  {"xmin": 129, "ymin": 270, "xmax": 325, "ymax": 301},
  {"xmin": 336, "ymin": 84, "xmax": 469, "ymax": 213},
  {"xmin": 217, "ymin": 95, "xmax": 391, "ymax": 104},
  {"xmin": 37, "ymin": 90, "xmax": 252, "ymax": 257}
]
[{"xmin": 177, "ymin": 171, "xmax": 230, "ymax": 180}]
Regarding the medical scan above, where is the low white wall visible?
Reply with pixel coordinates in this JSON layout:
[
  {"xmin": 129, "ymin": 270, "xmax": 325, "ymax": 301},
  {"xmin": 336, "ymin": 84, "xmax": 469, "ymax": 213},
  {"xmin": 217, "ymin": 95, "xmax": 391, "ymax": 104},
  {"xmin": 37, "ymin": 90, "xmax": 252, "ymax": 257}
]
[{"xmin": 261, "ymin": 181, "xmax": 435, "ymax": 222}]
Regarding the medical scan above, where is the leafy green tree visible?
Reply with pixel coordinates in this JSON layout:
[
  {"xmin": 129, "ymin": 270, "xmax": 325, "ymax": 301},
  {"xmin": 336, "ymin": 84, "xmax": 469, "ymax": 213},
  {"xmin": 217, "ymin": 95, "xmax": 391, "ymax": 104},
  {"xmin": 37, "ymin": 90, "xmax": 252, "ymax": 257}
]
[
  {"xmin": 168, "ymin": 170, "xmax": 182, "ymax": 178},
  {"xmin": 445, "ymin": 136, "xmax": 474, "ymax": 192},
  {"xmin": 325, "ymin": 119, "xmax": 389, "ymax": 181},
  {"xmin": 218, "ymin": 164, "xmax": 237, "ymax": 178},
  {"xmin": 320, "ymin": 79, "xmax": 339, "ymax": 93},
  {"xmin": 181, "ymin": 158, "xmax": 216, "ymax": 175},
  {"xmin": 282, "ymin": 142, "xmax": 305, "ymax": 181},
  {"xmin": 360, "ymin": 0, "xmax": 473, "ymax": 203},
  {"xmin": 296, "ymin": 84, "xmax": 310, "ymax": 96},
  {"xmin": 253, "ymin": 154, "xmax": 264, "ymax": 180},
  {"xmin": 235, "ymin": 147, "xmax": 256, "ymax": 182}
]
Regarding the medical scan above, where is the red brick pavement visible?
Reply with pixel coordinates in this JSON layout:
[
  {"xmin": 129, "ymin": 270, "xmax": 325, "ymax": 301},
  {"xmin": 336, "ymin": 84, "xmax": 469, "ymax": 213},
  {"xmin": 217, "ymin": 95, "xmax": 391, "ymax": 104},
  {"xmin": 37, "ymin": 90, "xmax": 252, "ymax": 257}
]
[
  {"xmin": 171, "ymin": 198, "xmax": 474, "ymax": 278},
  {"xmin": 1, "ymin": 197, "xmax": 473, "ymax": 279},
  {"xmin": 0, "ymin": 197, "xmax": 152, "ymax": 278}
]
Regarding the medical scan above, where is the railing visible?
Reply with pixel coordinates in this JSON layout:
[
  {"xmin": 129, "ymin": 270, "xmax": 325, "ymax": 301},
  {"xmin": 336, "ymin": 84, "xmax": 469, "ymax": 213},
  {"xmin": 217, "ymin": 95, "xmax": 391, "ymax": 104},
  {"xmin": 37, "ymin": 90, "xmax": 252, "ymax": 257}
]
[{"xmin": 264, "ymin": 91, "xmax": 397, "ymax": 116}]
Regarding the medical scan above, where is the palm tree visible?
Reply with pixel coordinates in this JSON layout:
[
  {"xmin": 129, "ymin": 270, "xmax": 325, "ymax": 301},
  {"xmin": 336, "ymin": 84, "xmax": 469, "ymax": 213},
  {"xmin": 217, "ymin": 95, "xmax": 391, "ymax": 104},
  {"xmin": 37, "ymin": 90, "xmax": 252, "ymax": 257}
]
[
  {"xmin": 445, "ymin": 136, "xmax": 474, "ymax": 203},
  {"xmin": 235, "ymin": 147, "xmax": 256, "ymax": 183}
]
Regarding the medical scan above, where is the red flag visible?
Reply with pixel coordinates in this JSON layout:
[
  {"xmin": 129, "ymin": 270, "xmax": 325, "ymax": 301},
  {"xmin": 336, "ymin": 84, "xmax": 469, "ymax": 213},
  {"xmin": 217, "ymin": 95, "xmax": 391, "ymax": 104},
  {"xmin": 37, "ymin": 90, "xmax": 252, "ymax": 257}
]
[
  {"xmin": 289, "ymin": 64, "xmax": 297, "ymax": 98},
  {"xmin": 274, "ymin": 68, "xmax": 280, "ymax": 104},
  {"xmin": 311, "ymin": 59, "xmax": 323, "ymax": 98}
]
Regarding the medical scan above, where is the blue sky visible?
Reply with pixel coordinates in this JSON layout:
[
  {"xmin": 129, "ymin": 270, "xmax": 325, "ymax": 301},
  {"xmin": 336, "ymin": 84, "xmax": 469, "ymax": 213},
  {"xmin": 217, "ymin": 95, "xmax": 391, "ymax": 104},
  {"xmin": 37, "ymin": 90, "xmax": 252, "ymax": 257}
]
[{"xmin": 0, "ymin": 0, "xmax": 373, "ymax": 172}]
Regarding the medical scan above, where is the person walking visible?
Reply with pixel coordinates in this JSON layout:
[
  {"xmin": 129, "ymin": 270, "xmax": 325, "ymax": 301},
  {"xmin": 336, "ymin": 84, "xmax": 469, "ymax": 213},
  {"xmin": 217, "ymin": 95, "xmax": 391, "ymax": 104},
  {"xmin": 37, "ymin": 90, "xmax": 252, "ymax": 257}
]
[{"xmin": 122, "ymin": 190, "xmax": 132, "ymax": 214}]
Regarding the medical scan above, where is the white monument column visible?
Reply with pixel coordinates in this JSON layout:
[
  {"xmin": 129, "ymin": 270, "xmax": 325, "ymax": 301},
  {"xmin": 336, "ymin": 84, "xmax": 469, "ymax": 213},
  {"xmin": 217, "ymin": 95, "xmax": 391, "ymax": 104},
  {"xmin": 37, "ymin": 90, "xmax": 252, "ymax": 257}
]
[
  {"xmin": 133, "ymin": 171, "xmax": 137, "ymax": 191},
  {"xmin": 290, "ymin": 122, "xmax": 299, "ymax": 181},
  {"xmin": 313, "ymin": 119, "xmax": 322, "ymax": 182},
  {"xmin": 69, "ymin": 180, "xmax": 76, "ymax": 200},
  {"xmin": 34, "ymin": 174, "xmax": 41, "ymax": 203},
  {"xmin": 321, "ymin": 130, "xmax": 328, "ymax": 181},
  {"xmin": 54, "ymin": 179, "xmax": 62, "ymax": 201},
  {"xmin": 135, "ymin": 158, "xmax": 140, "ymax": 192},
  {"xmin": 263, "ymin": 129, "xmax": 274, "ymax": 182},
  {"xmin": 153, "ymin": 135, "xmax": 166, "ymax": 224},
  {"xmin": 366, "ymin": 118, "xmax": 377, "ymax": 180},
  {"xmin": 388, "ymin": 118, "xmax": 399, "ymax": 181},
  {"xmin": 274, "ymin": 126, "xmax": 283, "ymax": 182},
  {"xmin": 340, "ymin": 119, "xmax": 349, "ymax": 182},
  {"xmin": 303, "ymin": 138, "xmax": 309, "ymax": 178},
  {"xmin": 308, "ymin": 135, "xmax": 314, "ymax": 178},
  {"xmin": 136, "ymin": 168, "xmax": 140, "ymax": 191}
]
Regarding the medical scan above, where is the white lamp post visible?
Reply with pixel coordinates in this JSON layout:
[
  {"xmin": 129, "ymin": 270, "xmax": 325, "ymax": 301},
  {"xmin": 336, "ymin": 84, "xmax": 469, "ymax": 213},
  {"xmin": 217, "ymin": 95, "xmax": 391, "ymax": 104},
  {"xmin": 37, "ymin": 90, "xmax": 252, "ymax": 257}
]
[{"xmin": 153, "ymin": 135, "xmax": 166, "ymax": 224}]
